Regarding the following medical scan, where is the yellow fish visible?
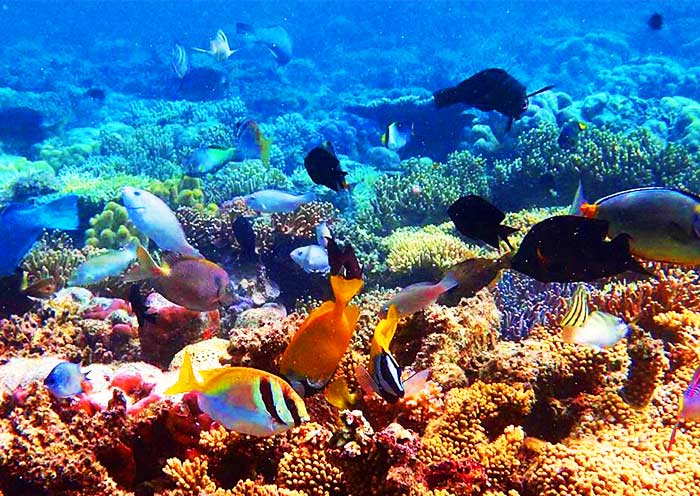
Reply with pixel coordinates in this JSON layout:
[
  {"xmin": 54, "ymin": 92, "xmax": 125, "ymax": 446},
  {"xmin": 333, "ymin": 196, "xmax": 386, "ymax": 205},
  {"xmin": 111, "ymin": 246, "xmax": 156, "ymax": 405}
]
[
  {"xmin": 166, "ymin": 352, "xmax": 308, "ymax": 437},
  {"xmin": 560, "ymin": 284, "xmax": 590, "ymax": 329},
  {"xmin": 279, "ymin": 274, "xmax": 363, "ymax": 395}
]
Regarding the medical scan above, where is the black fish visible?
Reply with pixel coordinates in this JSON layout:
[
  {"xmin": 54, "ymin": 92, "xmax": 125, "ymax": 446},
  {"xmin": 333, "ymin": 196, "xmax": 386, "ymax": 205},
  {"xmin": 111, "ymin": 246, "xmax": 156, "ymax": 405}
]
[
  {"xmin": 304, "ymin": 142, "xmax": 348, "ymax": 192},
  {"xmin": 84, "ymin": 88, "xmax": 106, "ymax": 101},
  {"xmin": 175, "ymin": 67, "xmax": 228, "ymax": 102},
  {"xmin": 448, "ymin": 195, "xmax": 517, "ymax": 250},
  {"xmin": 0, "ymin": 107, "xmax": 51, "ymax": 149},
  {"xmin": 511, "ymin": 215, "xmax": 650, "ymax": 283},
  {"xmin": 433, "ymin": 68, "xmax": 554, "ymax": 131},
  {"xmin": 0, "ymin": 271, "xmax": 39, "ymax": 318},
  {"xmin": 648, "ymin": 13, "xmax": 663, "ymax": 30},
  {"xmin": 327, "ymin": 238, "xmax": 362, "ymax": 280},
  {"xmin": 233, "ymin": 216, "xmax": 257, "ymax": 261}
]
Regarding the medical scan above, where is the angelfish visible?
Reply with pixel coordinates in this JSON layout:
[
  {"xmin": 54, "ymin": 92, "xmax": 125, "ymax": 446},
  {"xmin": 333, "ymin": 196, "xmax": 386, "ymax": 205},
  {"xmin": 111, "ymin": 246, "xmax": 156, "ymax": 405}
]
[
  {"xmin": 165, "ymin": 352, "xmax": 309, "ymax": 436},
  {"xmin": 667, "ymin": 365, "xmax": 700, "ymax": 452}
]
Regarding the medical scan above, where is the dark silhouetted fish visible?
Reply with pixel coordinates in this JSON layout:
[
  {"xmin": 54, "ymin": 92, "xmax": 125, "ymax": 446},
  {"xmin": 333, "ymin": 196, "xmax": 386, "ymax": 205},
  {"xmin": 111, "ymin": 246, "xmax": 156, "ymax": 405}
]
[
  {"xmin": 0, "ymin": 107, "xmax": 55, "ymax": 149},
  {"xmin": 84, "ymin": 88, "xmax": 106, "ymax": 101},
  {"xmin": 511, "ymin": 215, "xmax": 649, "ymax": 283},
  {"xmin": 327, "ymin": 238, "xmax": 362, "ymax": 280},
  {"xmin": 237, "ymin": 22, "xmax": 293, "ymax": 65},
  {"xmin": 448, "ymin": 195, "xmax": 517, "ymax": 249},
  {"xmin": 433, "ymin": 68, "xmax": 554, "ymax": 131},
  {"xmin": 446, "ymin": 253, "xmax": 512, "ymax": 301},
  {"xmin": 648, "ymin": 13, "xmax": 663, "ymax": 30},
  {"xmin": 176, "ymin": 67, "xmax": 228, "ymax": 102},
  {"xmin": 304, "ymin": 141, "xmax": 348, "ymax": 192},
  {"xmin": 0, "ymin": 271, "xmax": 55, "ymax": 318},
  {"xmin": 233, "ymin": 216, "xmax": 257, "ymax": 261}
]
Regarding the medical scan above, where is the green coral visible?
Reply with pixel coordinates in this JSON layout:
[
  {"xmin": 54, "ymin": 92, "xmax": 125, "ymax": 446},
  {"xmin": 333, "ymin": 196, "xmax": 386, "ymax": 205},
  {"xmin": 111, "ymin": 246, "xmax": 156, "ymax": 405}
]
[
  {"xmin": 149, "ymin": 176, "xmax": 216, "ymax": 211},
  {"xmin": 357, "ymin": 152, "xmax": 490, "ymax": 235},
  {"xmin": 0, "ymin": 156, "xmax": 57, "ymax": 202},
  {"xmin": 203, "ymin": 160, "xmax": 291, "ymax": 205},
  {"xmin": 57, "ymin": 172, "xmax": 152, "ymax": 215},
  {"xmin": 85, "ymin": 201, "xmax": 147, "ymax": 249}
]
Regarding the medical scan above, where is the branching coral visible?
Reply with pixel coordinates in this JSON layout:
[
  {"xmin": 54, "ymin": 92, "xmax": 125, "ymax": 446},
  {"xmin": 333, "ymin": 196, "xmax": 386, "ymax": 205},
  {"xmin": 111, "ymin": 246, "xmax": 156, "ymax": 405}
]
[
  {"xmin": 203, "ymin": 160, "xmax": 291, "ymax": 205},
  {"xmin": 21, "ymin": 232, "xmax": 89, "ymax": 289}
]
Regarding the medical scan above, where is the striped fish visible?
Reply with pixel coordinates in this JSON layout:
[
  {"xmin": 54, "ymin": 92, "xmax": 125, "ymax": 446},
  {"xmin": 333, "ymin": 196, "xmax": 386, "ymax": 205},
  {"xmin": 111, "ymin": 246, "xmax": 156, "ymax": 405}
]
[
  {"xmin": 165, "ymin": 352, "xmax": 309, "ymax": 437},
  {"xmin": 370, "ymin": 350, "xmax": 405, "ymax": 403},
  {"xmin": 668, "ymin": 365, "xmax": 700, "ymax": 452},
  {"xmin": 560, "ymin": 284, "xmax": 590, "ymax": 329}
]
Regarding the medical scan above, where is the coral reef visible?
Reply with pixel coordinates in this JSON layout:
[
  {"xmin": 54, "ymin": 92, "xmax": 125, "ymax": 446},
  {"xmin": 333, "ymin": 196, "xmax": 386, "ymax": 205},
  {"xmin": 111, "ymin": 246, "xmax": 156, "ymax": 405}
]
[{"xmin": 85, "ymin": 201, "xmax": 148, "ymax": 250}]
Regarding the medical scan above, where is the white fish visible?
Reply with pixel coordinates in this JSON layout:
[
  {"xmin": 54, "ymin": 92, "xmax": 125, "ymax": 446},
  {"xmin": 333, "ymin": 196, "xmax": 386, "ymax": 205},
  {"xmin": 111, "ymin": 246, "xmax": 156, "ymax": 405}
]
[
  {"xmin": 192, "ymin": 29, "xmax": 237, "ymax": 62},
  {"xmin": 380, "ymin": 271, "xmax": 458, "ymax": 319},
  {"xmin": 562, "ymin": 310, "xmax": 629, "ymax": 351},
  {"xmin": 290, "ymin": 245, "xmax": 329, "ymax": 274},
  {"xmin": 382, "ymin": 122, "xmax": 413, "ymax": 151},
  {"xmin": 244, "ymin": 190, "xmax": 316, "ymax": 213},
  {"xmin": 316, "ymin": 222, "xmax": 331, "ymax": 248},
  {"xmin": 121, "ymin": 187, "xmax": 201, "ymax": 257}
]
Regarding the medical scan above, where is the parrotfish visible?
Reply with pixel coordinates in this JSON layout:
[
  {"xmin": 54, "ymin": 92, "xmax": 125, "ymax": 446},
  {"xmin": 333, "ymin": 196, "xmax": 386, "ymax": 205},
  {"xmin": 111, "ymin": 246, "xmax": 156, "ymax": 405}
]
[
  {"xmin": 433, "ymin": 68, "xmax": 554, "ymax": 131},
  {"xmin": 121, "ymin": 186, "xmax": 201, "ymax": 257},
  {"xmin": 380, "ymin": 271, "xmax": 458, "ymax": 319},
  {"xmin": 236, "ymin": 119, "xmax": 271, "ymax": 167},
  {"xmin": 290, "ymin": 245, "xmax": 329, "ymax": 274},
  {"xmin": 192, "ymin": 29, "xmax": 237, "ymax": 62},
  {"xmin": 580, "ymin": 187, "xmax": 700, "ymax": 265},
  {"xmin": 44, "ymin": 362, "xmax": 88, "ymax": 398},
  {"xmin": 124, "ymin": 246, "xmax": 235, "ymax": 312},
  {"xmin": 236, "ymin": 22, "xmax": 293, "ymax": 65},
  {"xmin": 243, "ymin": 190, "xmax": 316, "ymax": 214},
  {"xmin": 667, "ymin": 365, "xmax": 700, "ymax": 452},
  {"xmin": 184, "ymin": 145, "xmax": 236, "ymax": 176},
  {"xmin": 280, "ymin": 240, "xmax": 363, "ymax": 395},
  {"xmin": 304, "ymin": 141, "xmax": 349, "ymax": 192},
  {"xmin": 69, "ymin": 240, "xmax": 139, "ymax": 286},
  {"xmin": 166, "ymin": 351, "xmax": 309, "ymax": 436},
  {"xmin": 0, "ymin": 195, "xmax": 79, "ymax": 276},
  {"xmin": 562, "ymin": 311, "xmax": 629, "ymax": 351},
  {"xmin": 381, "ymin": 122, "xmax": 413, "ymax": 151},
  {"xmin": 448, "ymin": 195, "xmax": 517, "ymax": 250}
]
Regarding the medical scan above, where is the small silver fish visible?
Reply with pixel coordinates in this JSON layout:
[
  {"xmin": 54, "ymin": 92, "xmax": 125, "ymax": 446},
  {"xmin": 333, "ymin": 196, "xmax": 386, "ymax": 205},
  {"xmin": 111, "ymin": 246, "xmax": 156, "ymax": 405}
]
[{"xmin": 244, "ymin": 190, "xmax": 316, "ymax": 213}]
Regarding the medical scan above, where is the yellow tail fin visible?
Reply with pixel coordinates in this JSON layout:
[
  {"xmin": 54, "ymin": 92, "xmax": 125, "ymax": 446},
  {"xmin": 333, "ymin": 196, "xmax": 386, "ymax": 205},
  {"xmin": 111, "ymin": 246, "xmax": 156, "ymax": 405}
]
[
  {"xmin": 372, "ymin": 305, "xmax": 399, "ymax": 355},
  {"xmin": 122, "ymin": 245, "xmax": 166, "ymax": 282},
  {"xmin": 330, "ymin": 275, "xmax": 363, "ymax": 308},
  {"xmin": 165, "ymin": 351, "xmax": 202, "ymax": 395}
]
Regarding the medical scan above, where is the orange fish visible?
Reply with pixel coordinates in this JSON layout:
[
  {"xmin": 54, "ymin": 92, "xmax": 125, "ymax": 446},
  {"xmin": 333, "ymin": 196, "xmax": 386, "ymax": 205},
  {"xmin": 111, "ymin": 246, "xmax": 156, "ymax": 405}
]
[{"xmin": 279, "ymin": 274, "xmax": 363, "ymax": 396}]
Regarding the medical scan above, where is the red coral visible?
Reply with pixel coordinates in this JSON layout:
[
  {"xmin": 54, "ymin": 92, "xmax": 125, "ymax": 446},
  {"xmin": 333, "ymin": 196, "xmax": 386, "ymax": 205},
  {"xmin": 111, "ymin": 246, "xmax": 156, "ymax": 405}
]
[
  {"xmin": 424, "ymin": 458, "xmax": 487, "ymax": 493},
  {"xmin": 165, "ymin": 392, "xmax": 213, "ymax": 449}
]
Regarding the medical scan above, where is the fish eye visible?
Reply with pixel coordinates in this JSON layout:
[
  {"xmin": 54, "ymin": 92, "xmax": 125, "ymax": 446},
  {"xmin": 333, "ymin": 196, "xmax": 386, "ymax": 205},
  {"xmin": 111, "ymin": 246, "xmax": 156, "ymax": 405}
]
[
  {"xmin": 133, "ymin": 190, "xmax": 141, "ymax": 196},
  {"xmin": 521, "ymin": 99, "xmax": 529, "ymax": 111}
]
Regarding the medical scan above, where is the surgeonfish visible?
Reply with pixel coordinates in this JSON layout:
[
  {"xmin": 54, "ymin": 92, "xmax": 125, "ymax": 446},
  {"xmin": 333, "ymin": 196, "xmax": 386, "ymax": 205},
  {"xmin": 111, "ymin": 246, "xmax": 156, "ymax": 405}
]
[
  {"xmin": 304, "ymin": 141, "xmax": 349, "ymax": 192},
  {"xmin": 236, "ymin": 22, "xmax": 293, "ymax": 65},
  {"xmin": 648, "ymin": 12, "xmax": 663, "ymax": 30},
  {"xmin": 236, "ymin": 119, "xmax": 271, "ymax": 167},
  {"xmin": 232, "ymin": 216, "xmax": 257, "ymax": 261},
  {"xmin": 44, "ymin": 362, "xmax": 88, "ymax": 398},
  {"xmin": 562, "ymin": 311, "xmax": 629, "ymax": 351},
  {"xmin": 124, "ymin": 245, "xmax": 235, "ymax": 312},
  {"xmin": 448, "ymin": 195, "xmax": 517, "ymax": 250},
  {"xmin": 0, "ymin": 195, "xmax": 79, "ymax": 276},
  {"xmin": 381, "ymin": 122, "xmax": 413, "ymax": 151},
  {"xmin": 184, "ymin": 145, "xmax": 236, "ymax": 176},
  {"xmin": 511, "ymin": 215, "xmax": 649, "ymax": 283},
  {"xmin": 559, "ymin": 284, "xmax": 590, "ymax": 330},
  {"xmin": 379, "ymin": 271, "xmax": 459, "ymax": 319},
  {"xmin": 193, "ymin": 29, "xmax": 237, "ymax": 62},
  {"xmin": 243, "ymin": 189, "xmax": 316, "ymax": 213},
  {"xmin": 433, "ymin": 68, "xmax": 554, "ymax": 131},
  {"xmin": 68, "ymin": 240, "xmax": 139, "ymax": 286},
  {"xmin": 580, "ymin": 187, "xmax": 700, "ymax": 265},
  {"xmin": 165, "ymin": 351, "xmax": 309, "ymax": 436},
  {"xmin": 121, "ymin": 186, "xmax": 201, "ymax": 258},
  {"xmin": 279, "ymin": 240, "xmax": 363, "ymax": 395},
  {"xmin": 667, "ymin": 365, "xmax": 700, "ymax": 452}
]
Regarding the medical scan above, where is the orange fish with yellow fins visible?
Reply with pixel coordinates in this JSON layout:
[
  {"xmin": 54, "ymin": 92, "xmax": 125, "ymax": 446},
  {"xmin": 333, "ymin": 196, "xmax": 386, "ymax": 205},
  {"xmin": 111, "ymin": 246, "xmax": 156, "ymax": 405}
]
[{"xmin": 279, "ymin": 239, "xmax": 363, "ymax": 395}]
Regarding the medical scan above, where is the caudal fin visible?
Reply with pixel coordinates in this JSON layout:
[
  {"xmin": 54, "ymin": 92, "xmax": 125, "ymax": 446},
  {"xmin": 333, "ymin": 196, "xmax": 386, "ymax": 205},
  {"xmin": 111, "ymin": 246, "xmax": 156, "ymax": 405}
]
[
  {"xmin": 569, "ymin": 180, "xmax": 586, "ymax": 215},
  {"xmin": 438, "ymin": 270, "xmax": 459, "ymax": 293},
  {"xmin": 330, "ymin": 275, "xmax": 364, "ymax": 308},
  {"xmin": 164, "ymin": 352, "xmax": 201, "ymax": 395},
  {"xmin": 122, "ymin": 245, "xmax": 165, "ymax": 282},
  {"xmin": 36, "ymin": 195, "xmax": 79, "ymax": 230}
]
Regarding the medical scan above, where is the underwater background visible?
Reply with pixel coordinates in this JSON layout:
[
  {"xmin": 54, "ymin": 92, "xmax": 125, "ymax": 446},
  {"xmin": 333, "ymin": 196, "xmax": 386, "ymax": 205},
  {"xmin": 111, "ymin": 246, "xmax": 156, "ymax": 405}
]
[{"xmin": 2, "ymin": 1, "xmax": 700, "ymax": 495}]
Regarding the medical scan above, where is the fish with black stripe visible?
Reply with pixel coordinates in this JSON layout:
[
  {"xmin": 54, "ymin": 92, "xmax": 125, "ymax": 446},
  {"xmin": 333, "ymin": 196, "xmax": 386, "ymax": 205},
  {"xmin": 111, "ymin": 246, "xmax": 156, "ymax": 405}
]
[
  {"xmin": 165, "ymin": 351, "xmax": 309, "ymax": 436},
  {"xmin": 560, "ymin": 284, "xmax": 590, "ymax": 330}
]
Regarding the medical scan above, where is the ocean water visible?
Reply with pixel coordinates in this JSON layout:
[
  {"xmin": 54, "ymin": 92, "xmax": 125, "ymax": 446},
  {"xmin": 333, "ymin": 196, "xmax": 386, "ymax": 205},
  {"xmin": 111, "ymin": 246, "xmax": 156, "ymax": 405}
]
[{"xmin": 2, "ymin": 1, "xmax": 700, "ymax": 495}]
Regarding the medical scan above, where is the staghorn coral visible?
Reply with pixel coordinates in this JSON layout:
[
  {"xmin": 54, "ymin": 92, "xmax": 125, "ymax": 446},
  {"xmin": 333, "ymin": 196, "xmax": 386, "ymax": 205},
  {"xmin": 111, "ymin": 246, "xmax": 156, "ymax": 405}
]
[{"xmin": 383, "ymin": 223, "xmax": 477, "ymax": 278}]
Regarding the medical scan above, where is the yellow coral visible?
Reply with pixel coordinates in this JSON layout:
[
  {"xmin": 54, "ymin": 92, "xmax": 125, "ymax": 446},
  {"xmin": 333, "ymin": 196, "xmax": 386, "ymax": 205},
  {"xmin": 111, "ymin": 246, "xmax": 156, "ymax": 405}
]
[{"xmin": 384, "ymin": 224, "xmax": 476, "ymax": 275}]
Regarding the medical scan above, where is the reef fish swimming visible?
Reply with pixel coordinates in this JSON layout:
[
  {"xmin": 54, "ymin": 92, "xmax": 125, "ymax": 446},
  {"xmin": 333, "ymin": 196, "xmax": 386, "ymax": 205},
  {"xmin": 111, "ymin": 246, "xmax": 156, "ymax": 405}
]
[
  {"xmin": 561, "ymin": 310, "xmax": 629, "ymax": 351},
  {"xmin": 183, "ymin": 145, "xmax": 236, "ymax": 176},
  {"xmin": 279, "ymin": 240, "xmax": 363, "ymax": 395},
  {"xmin": 236, "ymin": 22, "xmax": 293, "ymax": 65},
  {"xmin": 0, "ymin": 272, "xmax": 56, "ymax": 318},
  {"xmin": 44, "ymin": 362, "xmax": 88, "ymax": 398},
  {"xmin": 511, "ymin": 215, "xmax": 649, "ymax": 283},
  {"xmin": 379, "ymin": 271, "xmax": 458, "ymax": 319},
  {"xmin": 0, "ymin": 195, "xmax": 80, "ymax": 276},
  {"xmin": 0, "ymin": 106, "xmax": 59, "ymax": 150},
  {"xmin": 667, "ymin": 364, "xmax": 700, "ymax": 452},
  {"xmin": 124, "ymin": 246, "xmax": 235, "ymax": 312},
  {"xmin": 304, "ymin": 141, "xmax": 349, "ymax": 192},
  {"xmin": 432, "ymin": 68, "xmax": 554, "ymax": 131},
  {"xmin": 446, "ymin": 253, "xmax": 512, "ymax": 301},
  {"xmin": 559, "ymin": 284, "xmax": 590, "ymax": 330},
  {"xmin": 232, "ymin": 216, "xmax": 257, "ymax": 262},
  {"xmin": 192, "ymin": 29, "xmax": 237, "ymax": 61},
  {"xmin": 243, "ymin": 189, "xmax": 316, "ymax": 213},
  {"xmin": 121, "ymin": 186, "xmax": 201, "ymax": 257},
  {"xmin": 68, "ymin": 240, "xmax": 139, "ymax": 286},
  {"xmin": 165, "ymin": 351, "xmax": 309, "ymax": 436},
  {"xmin": 580, "ymin": 187, "xmax": 700, "ymax": 265},
  {"xmin": 448, "ymin": 195, "xmax": 517, "ymax": 249},
  {"xmin": 236, "ymin": 119, "xmax": 271, "ymax": 167},
  {"xmin": 381, "ymin": 122, "xmax": 413, "ymax": 151}
]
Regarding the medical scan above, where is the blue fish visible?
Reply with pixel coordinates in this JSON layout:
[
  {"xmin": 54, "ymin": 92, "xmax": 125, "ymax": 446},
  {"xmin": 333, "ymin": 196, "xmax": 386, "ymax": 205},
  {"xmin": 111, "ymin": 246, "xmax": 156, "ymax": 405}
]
[
  {"xmin": 44, "ymin": 362, "xmax": 87, "ymax": 398},
  {"xmin": 244, "ymin": 190, "xmax": 316, "ymax": 213},
  {"xmin": 0, "ymin": 195, "xmax": 79, "ymax": 276}
]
